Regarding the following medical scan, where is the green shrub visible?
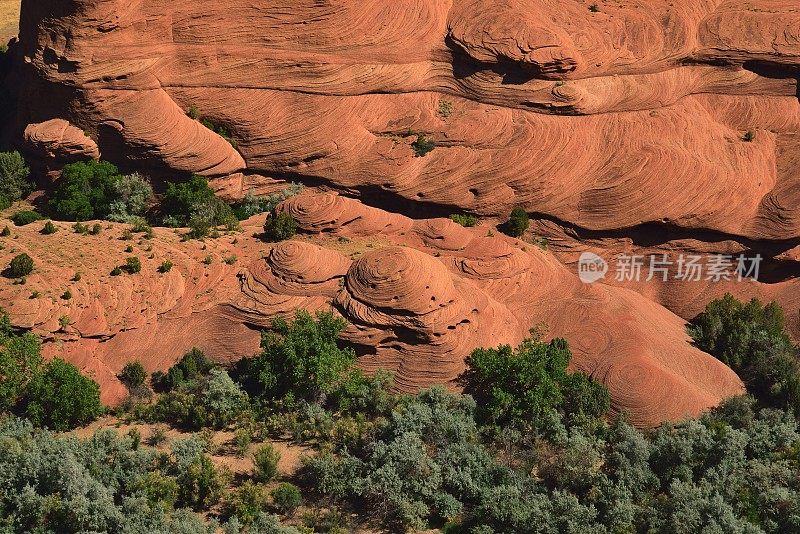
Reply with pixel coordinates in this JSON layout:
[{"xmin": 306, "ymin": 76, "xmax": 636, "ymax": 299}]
[
  {"xmin": 110, "ymin": 266, "xmax": 122, "ymax": 276},
  {"xmin": 71, "ymin": 272, "xmax": 81, "ymax": 282},
  {"xmin": 238, "ymin": 311, "xmax": 356, "ymax": 403},
  {"xmin": 126, "ymin": 256, "xmax": 142, "ymax": 273},
  {"xmin": 233, "ymin": 183, "xmax": 304, "ymax": 220},
  {"xmin": 24, "ymin": 357, "xmax": 103, "ymax": 431},
  {"xmin": 186, "ymin": 107, "xmax": 238, "ymax": 147},
  {"xmin": 688, "ymin": 294, "xmax": 800, "ymax": 413},
  {"xmin": 411, "ymin": 134, "xmax": 436, "ymax": 157},
  {"xmin": 73, "ymin": 221, "xmax": 89, "ymax": 234},
  {"xmin": 129, "ymin": 216, "xmax": 151, "ymax": 233},
  {"xmin": 131, "ymin": 470, "xmax": 180, "ymax": 510},
  {"xmin": 118, "ymin": 361, "xmax": 148, "ymax": 390},
  {"xmin": 61, "ymin": 290, "xmax": 72, "ymax": 300},
  {"xmin": 189, "ymin": 197, "xmax": 239, "ymax": 238},
  {"xmin": 10, "ymin": 210, "xmax": 42, "ymax": 226},
  {"xmin": 49, "ymin": 160, "xmax": 121, "ymax": 221},
  {"xmin": 108, "ymin": 172, "xmax": 153, "ymax": 222},
  {"xmin": 58, "ymin": 315, "xmax": 70, "ymax": 330},
  {"xmin": 449, "ymin": 213, "xmax": 478, "ymax": 227},
  {"xmin": 159, "ymin": 259, "xmax": 174, "ymax": 273},
  {"xmin": 0, "ymin": 310, "xmax": 43, "ymax": 411},
  {"xmin": 263, "ymin": 212, "xmax": 297, "ymax": 241},
  {"xmin": 271, "ymin": 483, "xmax": 302, "ymax": 516},
  {"xmin": 200, "ymin": 117, "xmax": 238, "ymax": 148},
  {"xmin": 502, "ymin": 207, "xmax": 529, "ymax": 237},
  {"xmin": 223, "ymin": 481, "xmax": 266, "ymax": 525},
  {"xmin": 0, "ymin": 225, "xmax": 9, "ymax": 236},
  {"xmin": 461, "ymin": 336, "xmax": 609, "ymax": 431},
  {"xmin": 175, "ymin": 452, "xmax": 225, "ymax": 509},
  {"xmin": 0, "ymin": 151, "xmax": 33, "ymax": 202},
  {"xmin": 7, "ymin": 253, "xmax": 33, "ymax": 277},
  {"xmin": 742, "ymin": 130, "xmax": 755, "ymax": 142},
  {"xmin": 253, "ymin": 443, "xmax": 281, "ymax": 483},
  {"xmin": 162, "ymin": 175, "xmax": 215, "ymax": 226},
  {"xmin": 155, "ymin": 347, "xmax": 214, "ymax": 392},
  {"xmin": 589, "ymin": 3, "xmax": 599, "ymax": 12},
  {"xmin": 89, "ymin": 223, "xmax": 102, "ymax": 235},
  {"xmin": 438, "ymin": 100, "xmax": 453, "ymax": 118},
  {"xmin": 40, "ymin": 220, "xmax": 57, "ymax": 234},
  {"xmin": 148, "ymin": 425, "xmax": 168, "ymax": 446},
  {"xmin": 223, "ymin": 255, "xmax": 237, "ymax": 265},
  {"xmin": 233, "ymin": 428, "xmax": 252, "ymax": 458}
]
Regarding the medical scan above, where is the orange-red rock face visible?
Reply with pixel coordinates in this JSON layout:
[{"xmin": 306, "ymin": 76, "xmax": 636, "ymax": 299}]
[
  {"xmin": 12, "ymin": 0, "xmax": 800, "ymax": 238},
  {"xmin": 0, "ymin": 193, "xmax": 744, "ymax": 426},
  {"xmin": 5, "ymin": 0, "xmax": 800, "ymax": 425}
]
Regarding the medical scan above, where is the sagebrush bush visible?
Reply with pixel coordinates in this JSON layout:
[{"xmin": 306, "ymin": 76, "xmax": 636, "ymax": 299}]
[
  {"xmin": 253, "ymin": 443, "xmax": 281, "ymax": 483},
  {"xmin": 108, "ymin": 172, "xmax": 153, "ymax": 222}
]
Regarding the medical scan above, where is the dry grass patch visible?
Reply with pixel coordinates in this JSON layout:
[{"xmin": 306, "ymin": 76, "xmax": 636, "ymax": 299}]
[{"xmin": 0, "ymin": 0, "xmax": 19, "ymax": 43}]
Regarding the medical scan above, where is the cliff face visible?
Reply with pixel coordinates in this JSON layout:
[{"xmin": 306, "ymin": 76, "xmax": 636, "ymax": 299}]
[
  {"xmin": 5, "ymin": 0, "xmax": 800, "ymax": 424},
  {"xmin": 13, "ymin": 0, "xmax": 800, "ymax": 237}
]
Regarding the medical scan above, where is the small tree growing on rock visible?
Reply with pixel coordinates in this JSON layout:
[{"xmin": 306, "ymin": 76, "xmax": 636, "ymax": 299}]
[
  {"xmin": 7, "ymin": 253, "xmax": 33, "ymax": 278},
  {"xmin": 263, "ymin": 212, "xmax": 297, "ymax": 242},
  {"xmin": 502, "ymin": 207, "xmax": 530, "ymax": 237},
  {"xmin": 40, "ymin": 221, "xmax": 57, "ymax": 235},
  {"xmin": 118, "ymin": 361, "xmax": 148, "ymax": 390}
]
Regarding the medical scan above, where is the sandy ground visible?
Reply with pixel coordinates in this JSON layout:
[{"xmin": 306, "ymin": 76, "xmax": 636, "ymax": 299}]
[
  {"xmin": 0, "ymin": 0, "xmax": 18, "ymax": 44},
  {"xmin": 72, "ymin": 415, "xmax": 312, "ymax": 477}
]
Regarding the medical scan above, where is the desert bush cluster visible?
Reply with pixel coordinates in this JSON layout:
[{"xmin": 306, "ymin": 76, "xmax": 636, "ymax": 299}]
[
  {"xmin": 0, "ymin": 297, "xmax": 798, "ymax": 532},
  {"xmin": 2, "ymin": 156, "xmax": 305, "ymax": 243}
]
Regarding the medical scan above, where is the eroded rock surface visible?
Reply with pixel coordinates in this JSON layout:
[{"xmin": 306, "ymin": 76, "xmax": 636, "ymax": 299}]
[{"xmin": 5, "ymin": 1, "xmax": 800, "ymax": 424}]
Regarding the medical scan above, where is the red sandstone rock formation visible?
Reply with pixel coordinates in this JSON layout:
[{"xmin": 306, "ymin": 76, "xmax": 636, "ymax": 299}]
[
  {"xmin": 9, "ymin": 1, "xmax": 800, "ymax": 239},
  {"xmin": 0, "ymin": 192, "xmax": 746, "ymax": 426},
  {"xmin": 4, "ymin": 0, "xmax": 800, "ymax": 425}
]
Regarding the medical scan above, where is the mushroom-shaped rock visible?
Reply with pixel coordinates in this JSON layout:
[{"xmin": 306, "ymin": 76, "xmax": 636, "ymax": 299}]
[
  {"xmin": 336, "ymin": 246, "xmax": 519, "ymax": 390},
  {"xmin": 23, "ymin": 119, "xmax": 100, "ymax": 168},
  {"xmin": 235, "ymin": 241, "xmax": 350, "ymax": 319},
  {"xmin": 412, "ymin": 218, "xmax": 474, "ymax": 251},
  {"xmin": 281, "ymin": 192, "xmax": 413, "ymax": 236}
]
